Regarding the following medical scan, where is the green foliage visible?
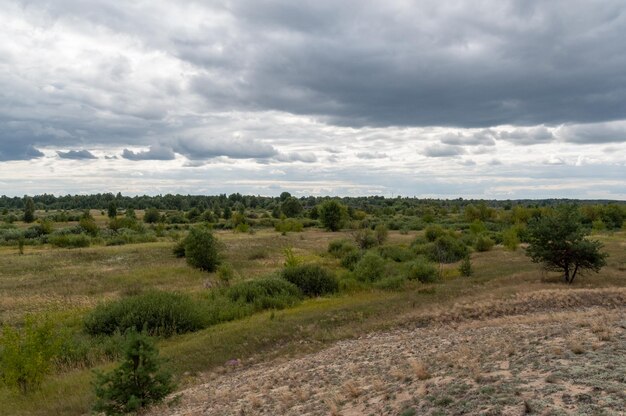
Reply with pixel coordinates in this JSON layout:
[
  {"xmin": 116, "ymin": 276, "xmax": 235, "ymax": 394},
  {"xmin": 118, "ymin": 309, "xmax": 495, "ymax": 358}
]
[
  {"xmin": 172, "ymin": 240, "xmax": 186, "ymax": 257},
  {"xmin": 79, "ymin": 217, "xmax": 99, "ymax": 236},
  {"xmin": 93, "ymin": 331, "xmax": 174, "ymax": 415},
  {"xmin": 428, "ymin": 235, "xmax": 469, "ymax": 263},
  {"xmin": 0, "ymin": 317, "xmax": 60, "ymax": 393},
  {"xmin": 281, "ymin": 264, "xmax": 339, "ymax": 297},
  {"xmin": 404, "ymin": 256, "xmax": 438, "ymax": 283},
  {"xmin": 216, "ymin": 263, "xmax": 237, "ymax": 285},
  {"xmin": 48, "ymin": 233, "xmax": 91, "ymax": 248},
  {"xmin": 375, "ymin": 224, "xmax": 389, "ymax": 244},
  {"xmin": 378, "ymin": 245, "xmax": 415, "ymax": 262},
  {"xmin": 474, "ymin": 235, "xmax": 494, "ymax": 252},
  {"xmin": 353, "ymin": 228, "xmax": 378, "ymax": 249},
  {"xmin": 353, "ymin": 251, "xmax": 387, "ymax": 282},
  {"xmin": 526, "ymin": 205, "xmax": 608, "ymax": 283},
  {"xmin": 143, "ymin": 208, "xmax": 161, "ymax": 224},
  {"xmin": 424, "ymin": 225, "xmax": 446, "ymax": 242},
  {"xmin": 223, "ymin": 278, "xmax": 302, "ymax": 310},
  {"xmin": 328, "ymin": 239, "xmax": 354, "ymax": 257},
  {"xmin": 23, "ymin": 197, "xmax": 35, "ymax": 223},
  {"xmin": 502, "ymin": 227, "xmax": 520, "ymax": 251},
  {"xmin": 107, "ymin": 201, "xmax": 117, "ymax": 219},
  {"xmin": 280, "ymin": 197, "xmax": 303, "ymax": 218},
  {"xmin": 183, "ymin": 226, "xmax": 222, "ymax": 272},
  {"xmin": 459, "ymin": 255, "xmax": 473, "ymax": 277},
  {"xmin": 84, "ymin": 291, "xmax": 205, "ymax": 337},
  {"xmin": 108, "ymin": 217, "xmax": 143, "ymax": 232},
  {"xmin": 318, "ymin": 200, "xmax": 347, "ymax": 231},
  {"xmin": 373, "ymin": 275, "xmax": 407, "ymax": 291},
  {"xmin": 340, "ymin": 248, "xmax": 363, "ymax": 271},
  {"xmin": 283, "ymin": 247, "xmax": 300, "ymax": 268},
  {"xmin": 275, "ymin": 218, "xmax": 304, "ymax": 234},
  {"xmin": 469, "ymin": 220, "xmax": 487, "ymax": 234}
]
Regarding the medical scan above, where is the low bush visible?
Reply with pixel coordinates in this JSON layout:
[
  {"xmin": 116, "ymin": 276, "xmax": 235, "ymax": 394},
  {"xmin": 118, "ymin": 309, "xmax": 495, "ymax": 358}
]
[
  {"xmin": 84, "ymin": 291, "xmax": 205, "ymax": 337},
  {"xmin": 404, "ymin": 257, "xmax": 438, "ymax": 283},
  {"xmin": 474, "ymin": 235, "xmax": 494, "ymax": 252},
  {"xmin": 275, "ymin": 218, "xmax": 304, "ymax": 234},
  {"xmin": 378, "ymin": 244, "xmax": 414, "ymax": 262},
  {"xmin": 459, "ymin": 255, "xmax": 473, "ymax": 277},
  {"xmin": 426, "ymin": 235, "xmax": 469, "ymax": 263},
  {"xmin": 340, "ymin": 247, "xmax": 363, "ymax": 270},
  {"xmin": 183, "ymin": 226, "xmax": 222, "ymax": 272},
  {"xmin": 424, "ymin": 225, "xmax": 446, "ymax": 242},
  {"xmin": 224, "ymin": 278, "xmax": 302, "ymax": 310},
  {"xmin": 353, "ymin": 251, "xmax": 387, "ymax": 282},
  {"xmin": 281, "ymin": 264, "xmax": 339, "ymax": 297},
  {"xmin": 353, "ymin": 228, "xmax": 378, "ymax": 249},
  {"xmin": 0, "ymin": 317, "xmax": 60, "ymax": 393},
  {"xmin": 373, "ymin": 275, "xmax": 406, "ymax": 291},
  {"xmin": 328, "ymin": 239, "xmax": 356, "ymax": 258},
  {"xmin": 48, "ymin": 233, "xmax": 91, "ymax": 248}
]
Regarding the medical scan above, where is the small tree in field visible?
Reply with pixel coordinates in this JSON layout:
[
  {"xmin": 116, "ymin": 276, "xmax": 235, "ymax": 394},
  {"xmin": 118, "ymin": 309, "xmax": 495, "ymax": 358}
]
[
  {"xmin": 23, "ymin": 197, "xmax": 35, "ymax": 223},
  {"xmin": 183, "ymin": 226, "xmax": 222, "ymax": 272},
  {"xmin": 93, "ymin": 331, "xmax": 173, "ymax": 415},
  {"xmin": 318, "ymin": 200, "xmax": 346, "ymax": 231},
  {"xmin": 526, "ymin": 205, "xmax": 608, "ymax": 284}
]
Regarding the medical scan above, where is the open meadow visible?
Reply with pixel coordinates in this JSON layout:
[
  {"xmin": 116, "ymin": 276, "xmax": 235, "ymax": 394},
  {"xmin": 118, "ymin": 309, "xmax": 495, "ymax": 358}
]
[{"xmin": 0, "ymin": 199, "xmax": 625, "ymax": 415}]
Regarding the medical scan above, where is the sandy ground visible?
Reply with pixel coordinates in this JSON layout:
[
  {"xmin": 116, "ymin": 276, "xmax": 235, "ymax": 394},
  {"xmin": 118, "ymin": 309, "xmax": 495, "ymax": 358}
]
[{"xmin": 150, "ymin": 294, "xmax": 626, "ymax": 416}]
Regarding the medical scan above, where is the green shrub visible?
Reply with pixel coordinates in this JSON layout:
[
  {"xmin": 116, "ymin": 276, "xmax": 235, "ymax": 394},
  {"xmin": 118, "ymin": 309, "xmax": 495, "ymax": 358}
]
[
  {"xmin": 424, "ymin": 225, "xmax": 446, "ymax": 242},
  {"xmin": 328, "ymin": 239, "xmax": 357, "ymax": 258},
  {"xmin": 224, "ymin": 278, "xmax": 302, "ymax": 310},
  {"xmin": 318, "ymin": 200, "xmax": 347, "ymax": 231},
  {"xmin": 281, "ymin": 264, "xmax": 339, "ymax": 297},
  {"xmin": 459, "ymin": 255, "xmax": 473, "ymax": 277},
  {"xmin": 0, "ymin": 317, "xmax": 60, "ymax": 393},
  {"xmin": 93, "ymin": 331, "xmax": 174, "ymax": 415},
  {"xmin": 143, "ymin": 208, "xmax": 161, "ymax": 224},
  {"xmin": 404, "ymin": 257, "xmax": 438, "ymax": 283},
  {"xmin": 48, "ymin": 233, "xmax": 91, "ymax": 248},
  {"xmin": 427, "ymin": 235, "xmax": 469, "ymax": 263},
  {"xmin": 172, "ymin": 240, "xmax": 186, "ymax": 257},
  {"xmin": 275, "ymin": 218, "xmax": 304, "ymax": 234},
  {"xmin": 378, "ymin": 245, "xmax": 414, "ymax": 262},
  {"xmin": 183, "ymin": 226, "xmax": 222, "ymax": 272},
  {"xmin": 84, "ymin": 291, "xmax": 205, "ymax": 337},
  {"xmin": 353, "ymin": 251, "xmax": 387, "ymax": 282},
  {"xmin": 502, "ymin": 227, "xmax": 520, "ymax": 251},
  {"xmin": 340, "ymin": 247, "xmax": 363, "ymax": 270},
  {"xmin": 474, "ymin": 235, "xmax": 494, "ymax": 252},
  {"xmin": 375, "ymin": 224, "xmax": 389, "ymax": 245},
  {"xmin": 216, "ymin": 263, "xmax": 237, "ymax": 285},
  {"xmin": 373, "ymin": 275, "xmax": 407, "ymax": 291},
  {"xmin": 79, "ymin": 217, "xmax": 99, "ymax": 237},
  {"xmin": 353, "ymin": 228, "xmax": 378, "ymax": 249}
]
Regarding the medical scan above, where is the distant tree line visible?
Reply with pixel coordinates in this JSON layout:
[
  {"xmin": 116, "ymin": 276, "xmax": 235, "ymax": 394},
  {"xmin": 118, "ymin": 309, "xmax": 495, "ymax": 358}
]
[{"xmin": 1, "ymin": 192, "xmax": 623, "ymax": 214}]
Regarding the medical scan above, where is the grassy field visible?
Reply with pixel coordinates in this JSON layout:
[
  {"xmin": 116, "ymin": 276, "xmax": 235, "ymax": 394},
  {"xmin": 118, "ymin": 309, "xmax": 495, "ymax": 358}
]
[{"xmin": 0, "ymin": 227, "xmax": 624, "ymax": 415}]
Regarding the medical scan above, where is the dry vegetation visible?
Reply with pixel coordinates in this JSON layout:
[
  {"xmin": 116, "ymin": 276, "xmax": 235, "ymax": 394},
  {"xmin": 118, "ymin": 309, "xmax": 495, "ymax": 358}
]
[{"xmin": 0, "ymin": 226, "xmax": 624, "ymax": 415}]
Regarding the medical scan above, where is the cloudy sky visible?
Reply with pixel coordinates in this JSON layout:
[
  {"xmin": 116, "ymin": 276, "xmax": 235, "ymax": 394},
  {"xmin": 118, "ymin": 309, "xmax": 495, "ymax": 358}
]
[{"xmin": 1, "ymin": 0, "xmax": 625, "ymax": 199}]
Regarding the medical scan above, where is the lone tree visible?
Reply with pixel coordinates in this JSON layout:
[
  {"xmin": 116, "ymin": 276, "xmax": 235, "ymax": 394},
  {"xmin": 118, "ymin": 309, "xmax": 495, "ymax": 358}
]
[
  {"xmin": 23, "ymin": 197, "xmax": 35, "ymax": 223},
  {"xmin": 526, "ymin": 205, "xmax": 608, "ymax": 284},
  {"xmin": 107, "ymin": 201, "xmax": 117, "ymax": 219},
  {"xmin": 318, "ymin": 200, "xmax": 347, "ymax": 231},
  {"xmin": 93, "ymin": 331, "xmax": 173, "ymax": 415}
]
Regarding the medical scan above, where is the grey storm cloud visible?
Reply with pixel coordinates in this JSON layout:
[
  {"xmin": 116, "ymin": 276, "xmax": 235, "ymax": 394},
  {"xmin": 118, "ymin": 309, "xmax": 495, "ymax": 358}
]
[
  {"xmin": 497, "ymin": 126, "xmax": 555, "ymax": 145},
  {"xmin": 275, "ymin": 152, "xmax": 318, "ymax": 163},
  {"xmin": 423, "ymin": 145, "xmax": 465, "ymax": 158},
  {"xmin": 57, "ymin": 149, "xmax": 97, "ymax": 159},
  {"xmin": 122, "ymin": 145, "xmax": 176, "ymax": 161},
  {"xmin": 558, "ymin": 121, "xmax": 626, "ymax": 144},
  {"xmin": 172, "ymin": 138, "xmax": 278, "ymax": 160},
  {"xmin": 1, "ymin": 0, "xmax": 626, "ymax": 175},
  {"xmin": 356, "ymin": 152, "xmax": 388, "ymax": 160}
]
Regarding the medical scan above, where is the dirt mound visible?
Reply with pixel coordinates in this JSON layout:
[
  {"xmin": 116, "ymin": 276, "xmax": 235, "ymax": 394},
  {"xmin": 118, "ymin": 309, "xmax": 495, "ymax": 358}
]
[{"xmin": 151, "ymin": 289, "xmax": 626, "ymax": 415}]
